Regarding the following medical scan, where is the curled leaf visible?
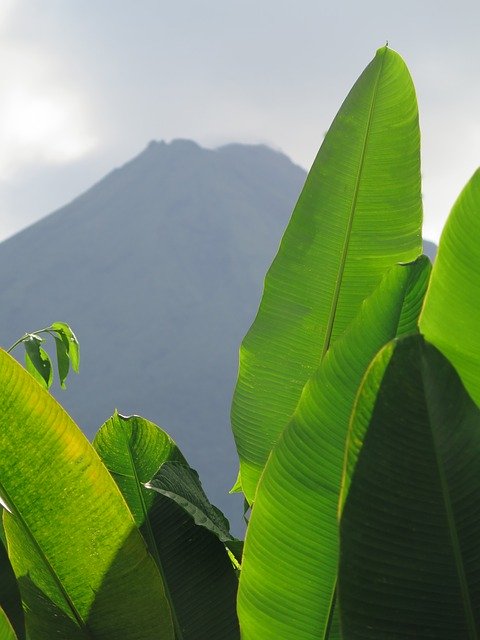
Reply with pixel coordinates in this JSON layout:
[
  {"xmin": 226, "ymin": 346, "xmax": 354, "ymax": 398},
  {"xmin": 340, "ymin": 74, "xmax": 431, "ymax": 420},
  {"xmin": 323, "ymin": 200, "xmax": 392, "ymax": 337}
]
[
  {"xmin": 50, "ymin": 322, "xmax": 80, "ymax": 372},
  {"xmin": 23, "ymin": 336, "xmax": 52, "ymax": 389}
]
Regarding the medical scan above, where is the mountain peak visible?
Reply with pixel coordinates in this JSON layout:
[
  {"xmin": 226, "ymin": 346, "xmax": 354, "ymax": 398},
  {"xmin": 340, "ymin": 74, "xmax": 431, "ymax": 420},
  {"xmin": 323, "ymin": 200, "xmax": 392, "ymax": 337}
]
[
  {"xmin": 139, "ymin": 138, "xmax": 203, "ymax": 160},
  {"xmin": 145, "ymin": 138, "xmax": 203, "ymax": 152},
  {"xmin": 139, "ymin": 138, "xmax": 298, "ymax": 167}
]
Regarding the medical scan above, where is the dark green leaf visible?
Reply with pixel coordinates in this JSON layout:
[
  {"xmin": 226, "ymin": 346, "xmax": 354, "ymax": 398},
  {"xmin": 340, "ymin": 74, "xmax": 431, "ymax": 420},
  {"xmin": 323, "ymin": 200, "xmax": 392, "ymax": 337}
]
[
  {"xmin": 147, "ymin": 461, "xmax": 235, "ymax": 544},
  {"xmin": 94, "ymin": 413, "xmax": 240, "ymax": 640},
  {"xmin": 23, "ymin": 336, "xmax": 52, "ymax": 389},
  {"xmin": 147, "ymin": 462, "xmax": 244, "ymax": 561},
  {"xmin": 50, "ymin": 322, "xmax": 80, "ymax": 372},
  {"xmin": 339, "ymin": 336, "xmax": 480, "ymax": 638},
  {"xmin": 53, "ymin": 336, "xmax": 70, "ymax": 389}
]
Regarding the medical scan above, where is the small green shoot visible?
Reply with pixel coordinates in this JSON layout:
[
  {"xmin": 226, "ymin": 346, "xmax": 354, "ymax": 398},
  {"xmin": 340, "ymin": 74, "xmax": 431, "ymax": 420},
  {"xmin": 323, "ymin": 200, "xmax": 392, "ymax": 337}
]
[{"xmin": 7, "ymin": 322, "xmax": 80, "ymax": 390}]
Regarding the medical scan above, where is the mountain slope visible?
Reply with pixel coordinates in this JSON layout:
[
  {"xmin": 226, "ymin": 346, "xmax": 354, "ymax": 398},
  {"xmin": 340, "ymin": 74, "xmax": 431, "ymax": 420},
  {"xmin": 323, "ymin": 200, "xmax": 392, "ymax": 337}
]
[
  {"xmin": 0, "ymin": 140, "xmax": 438, "ymax": 532},
  {"xmin": 0, "ymin": 139, "xmax": 306, "ymax": 532}
]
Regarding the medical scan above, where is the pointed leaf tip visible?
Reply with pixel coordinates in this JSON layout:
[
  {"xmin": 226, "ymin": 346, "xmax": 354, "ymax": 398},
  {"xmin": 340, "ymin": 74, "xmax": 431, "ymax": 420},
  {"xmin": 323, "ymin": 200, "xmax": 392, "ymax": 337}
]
[{"xmin": 232, "ymin": 43, "xmax": 422, "ymax": 503}]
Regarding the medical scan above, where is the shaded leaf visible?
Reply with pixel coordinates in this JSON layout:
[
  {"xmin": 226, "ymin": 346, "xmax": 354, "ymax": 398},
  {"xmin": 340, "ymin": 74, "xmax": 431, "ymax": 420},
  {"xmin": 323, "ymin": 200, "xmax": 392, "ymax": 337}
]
[
  {"xmin": 53, "ymin": 336, "xmax": 70, "ymax": 389},
  {"xmin": 23, "ymin": 336, "xmax": 52, "ymax": 389},
  {"xmin": 147, "ymin": 461, "xmax": 234, "ymax": 544},
  {"xmin": 339, "ymin": 336, "xmax": 480, "ymax": 638},
  {"xmin": 94, "ymin": 413, "xmax": 240, "ymax": 640}
]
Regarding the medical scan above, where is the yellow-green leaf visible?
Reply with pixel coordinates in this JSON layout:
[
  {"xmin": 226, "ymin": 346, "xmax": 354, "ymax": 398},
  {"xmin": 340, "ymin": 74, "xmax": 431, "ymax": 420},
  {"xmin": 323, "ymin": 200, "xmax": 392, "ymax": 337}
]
[
  {"xmin": 0, "ymin": 607, "xmax": 18, "ymax": 640},
  {"xmin": 0, "ymin": 350, "xmax": 174, "ymax": 639},
  {"xmin": 420, "ymin": 169, "xmax": 480, "ymax": 407},
  {"xmin": 232, "ymin": 46, "xmax": 423, "ymax": 503},
  {"xmin": 238, "ymin": 258, "xmax": 430, "ymax": 639}
]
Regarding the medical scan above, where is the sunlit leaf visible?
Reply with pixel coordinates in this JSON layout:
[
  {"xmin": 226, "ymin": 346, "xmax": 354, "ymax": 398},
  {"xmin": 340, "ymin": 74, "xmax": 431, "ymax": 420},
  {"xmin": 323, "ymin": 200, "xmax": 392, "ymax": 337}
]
[
  {"xmin": 237, "ymin": 258, "xmax": 430, "ymax": 639},
  {"xmin": 0, "ymin": 351, "xmax": 174, "ymax": 639},
  {"xmin": 420, "ymin": 169, "xmax": 480, "ymax": 407},
  {"xmin": 50, "ymin": 322, "xmax": 80, "ymax": 372},
  {"xmin": 232, "ymin": 46, "xmax": 423, "ymax": 503}
]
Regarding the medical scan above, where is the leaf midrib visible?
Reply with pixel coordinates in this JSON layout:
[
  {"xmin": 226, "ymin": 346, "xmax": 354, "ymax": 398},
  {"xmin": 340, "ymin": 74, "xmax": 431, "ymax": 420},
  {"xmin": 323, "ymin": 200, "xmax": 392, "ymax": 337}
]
[
  {"xmin": 146, "ymin": 484, "xmax": 233, "ymax": 544},
  {"xmin": 323, "ymin": 583, "xmax": 338, "ymax": 640},
  {"xmin": 122, "ymin": 432, "xmax": 183, "ymax": 640},
  {"xmin": 321, "ymin": 47, "xmax": 388, "ymax": 359},
  {"xmin": 0, "ymin": 482, "xmax": 91, "ymax": 636}
]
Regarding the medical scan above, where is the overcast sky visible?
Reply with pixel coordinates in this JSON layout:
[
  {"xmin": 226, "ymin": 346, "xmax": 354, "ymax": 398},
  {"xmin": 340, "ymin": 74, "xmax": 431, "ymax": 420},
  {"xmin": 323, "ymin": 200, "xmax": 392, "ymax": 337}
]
[{"xmin": 0, "ymin": 1, "xmax": 479, "ymax": 243}]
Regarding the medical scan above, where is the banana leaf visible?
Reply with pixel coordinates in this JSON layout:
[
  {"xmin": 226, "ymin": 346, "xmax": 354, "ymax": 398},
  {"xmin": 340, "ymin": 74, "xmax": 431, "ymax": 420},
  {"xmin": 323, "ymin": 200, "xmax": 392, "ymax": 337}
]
[
  {"xmin": 94, "ymin": 413, "xmax": 239, "ymax": 640},
  {"xmin": 237, "ymin": 257, "xmax": 430, "ymax": 639},
  {"xmin": 339, "ymin": 336, "xmax": 480, "ymax": 638},
  {"xmin": 231, "ymin": 46, "xmax": 423, "ymax": 503},
  {"xmin": 0, "ymin": 607, "xmax": 17, "ymax": 640},
  {"xmin": 420, "ymin": 169, "xmax": 480, "ymax": 407},
  {"xmin": 0, "ymin": 350, "xmax": 174, "ymax": 639},
  {"xmin": 0, "ymin": 518, "xmax": 24, "ymax": 640}
]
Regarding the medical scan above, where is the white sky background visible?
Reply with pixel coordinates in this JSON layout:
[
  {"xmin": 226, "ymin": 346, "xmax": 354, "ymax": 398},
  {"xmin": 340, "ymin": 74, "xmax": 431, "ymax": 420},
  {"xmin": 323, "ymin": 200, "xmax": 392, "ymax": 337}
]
[{"xmin": 0, "ymin": 1, "xmax": 479, "ymax": 243}]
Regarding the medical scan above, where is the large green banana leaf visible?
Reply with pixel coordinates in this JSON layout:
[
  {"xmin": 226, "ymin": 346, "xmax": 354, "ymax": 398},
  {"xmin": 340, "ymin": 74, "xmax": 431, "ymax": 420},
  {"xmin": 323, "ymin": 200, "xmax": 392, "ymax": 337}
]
[
  {"xmin": 237, "ymin": 257, "xmax": 430, "ymax": 639},
  {"xmin": 231, "ymin": 46, "xmax": 423, "ymax": 503},
  {"xmin": 339, "ymin": 336, "xmax": 480, "ymax": 638},
  {"xmin": 420, "ymin": 169, "xmax": 480, "ymax": 407},
  {"xmin": 0, "ymin": 350, "xmax": 174, "ymax": 639},
  {"xmin": 0, "ymin": 607, "xmax": 17, "ymax": 640},
  {"xmin": 0, "ymin": 518, "xmax": 24, "ymax": 640},
  {"xmin": 93, "ymin": 413, "xmax": 239, "ymax": 640}
]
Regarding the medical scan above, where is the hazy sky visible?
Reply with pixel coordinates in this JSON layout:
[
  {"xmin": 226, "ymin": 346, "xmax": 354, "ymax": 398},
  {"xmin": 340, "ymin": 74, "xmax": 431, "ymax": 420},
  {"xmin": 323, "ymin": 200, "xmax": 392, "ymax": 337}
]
[{"xmin": 0, "ymin": 1, "xmax": 479, "ymax": 243}]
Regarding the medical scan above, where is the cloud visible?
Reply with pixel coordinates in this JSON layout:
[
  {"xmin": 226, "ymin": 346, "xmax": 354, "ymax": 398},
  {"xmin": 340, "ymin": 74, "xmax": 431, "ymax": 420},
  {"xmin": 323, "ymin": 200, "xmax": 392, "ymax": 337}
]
[
  {"xmin": 0, "ymin": 0, "xmax": 15, "ymax": 28},
  {"xmin": 0, "ymin": 1, "xmax": 479, "ymax": 244},
  {"xmin": 0, "ymin": 11, "xmax": 97, "ymax": 180}
]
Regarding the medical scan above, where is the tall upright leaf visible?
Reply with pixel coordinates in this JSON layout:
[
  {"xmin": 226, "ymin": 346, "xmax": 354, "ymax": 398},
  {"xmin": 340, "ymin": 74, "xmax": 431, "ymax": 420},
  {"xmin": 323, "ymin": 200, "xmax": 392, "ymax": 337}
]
[
  {"xmin": 339, "ymin": 336, "xmax": 480, "ymax": 638},
  {"xmin": 94, "ymin": 414, "xmax": 239, "ymax": 640},
  {"xmin": 420, "ymin": 169, "xmax": 480, "ymax": 407},
  {"xmin": 0, "ymin": 350, "xmax": 174, "ymax": 639},
  {"xmin": 232, "ymin": 46, "xmax": 423, "ymax": 503},
  {"xmin": 238, "ymin": 258, "xmax": 430, "ymax": 639}
]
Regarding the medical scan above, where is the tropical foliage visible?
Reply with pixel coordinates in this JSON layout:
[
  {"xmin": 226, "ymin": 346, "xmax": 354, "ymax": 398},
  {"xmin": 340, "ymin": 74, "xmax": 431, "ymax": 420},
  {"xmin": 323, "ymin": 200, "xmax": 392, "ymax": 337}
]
[
  {"xmin": 6, "ymin": 322, "xmax": 79, "ymax": 390},
  {"xmin": 0, "ymin": 44, "xmax": 479, "ymax": 638}
]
